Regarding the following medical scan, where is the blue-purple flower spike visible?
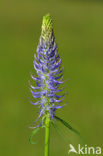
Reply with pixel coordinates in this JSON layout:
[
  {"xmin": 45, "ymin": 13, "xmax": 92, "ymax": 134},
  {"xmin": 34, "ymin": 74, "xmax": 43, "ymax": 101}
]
[
  {"xmin": 30, "ymin": 14, "xmax": 64, "ymax": 122},
  {"xmin": 29, "ymin": 14, "xmax": 81, "ymax": 153}
]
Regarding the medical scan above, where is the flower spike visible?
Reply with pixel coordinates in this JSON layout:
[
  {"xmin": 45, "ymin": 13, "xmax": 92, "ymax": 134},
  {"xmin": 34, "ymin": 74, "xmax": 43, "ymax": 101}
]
[
  {"xmin": 29, "ymin": 14, "xmax": 81, "ymax": 155},
  {"xmin": 30, "ymin": 14, "xmax": 64, "ymax": 122}
]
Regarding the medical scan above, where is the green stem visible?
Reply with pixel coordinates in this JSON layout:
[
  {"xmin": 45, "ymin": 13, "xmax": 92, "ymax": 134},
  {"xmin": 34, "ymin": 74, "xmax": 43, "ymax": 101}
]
[{"xmin": 45, "ymin": 114, "xmax": 50, "ymax": 156}]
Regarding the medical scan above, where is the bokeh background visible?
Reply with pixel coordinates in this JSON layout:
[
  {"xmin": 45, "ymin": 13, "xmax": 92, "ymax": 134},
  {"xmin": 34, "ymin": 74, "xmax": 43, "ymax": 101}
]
[{"xmin": 0, "ymin": 0, "xmax": 103, "ymax": 156}]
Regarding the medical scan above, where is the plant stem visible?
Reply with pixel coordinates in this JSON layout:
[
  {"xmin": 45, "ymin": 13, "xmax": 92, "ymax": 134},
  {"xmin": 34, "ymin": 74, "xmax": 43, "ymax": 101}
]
[{"xmin": 45, "ymin": 114, "xmax": 50, "ymax": 156}]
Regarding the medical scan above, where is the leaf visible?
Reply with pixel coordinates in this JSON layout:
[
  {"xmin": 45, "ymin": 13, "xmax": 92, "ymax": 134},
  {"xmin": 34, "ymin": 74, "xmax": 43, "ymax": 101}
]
[
  {"xmin": 54, "ymin": 116, "xmax": 80, "ymax": 137},
  {"xmin": 29, "ymin": 126, "xmax": 42, "ymax": 144},
  {"xmin": 51, "ymin": 120, "xmax": 71, "ymax": 143},
  {"xmin": 51, "ymin": 121, "xmax": 64, "ymax": 138}
]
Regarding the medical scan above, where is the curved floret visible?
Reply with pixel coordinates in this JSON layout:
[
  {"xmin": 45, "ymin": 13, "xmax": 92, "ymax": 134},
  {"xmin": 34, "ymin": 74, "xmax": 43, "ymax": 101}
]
[{"xmin": 30, "ymin": 14, "xmax": 65, "ymax": 122}]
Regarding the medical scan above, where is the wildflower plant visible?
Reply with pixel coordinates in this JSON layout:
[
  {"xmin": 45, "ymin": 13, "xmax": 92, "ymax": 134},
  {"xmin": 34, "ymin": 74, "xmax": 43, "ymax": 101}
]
[{"xmin": 29, "ymin": 14, "xmax": 80, "ymax": 156}]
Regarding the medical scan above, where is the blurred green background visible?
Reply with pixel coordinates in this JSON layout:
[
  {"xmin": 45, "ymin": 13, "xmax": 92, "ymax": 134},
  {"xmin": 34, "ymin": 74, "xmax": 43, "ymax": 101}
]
[{"xmin": 0, "ymin": 0, "xmax": 103, "ymax": 156}]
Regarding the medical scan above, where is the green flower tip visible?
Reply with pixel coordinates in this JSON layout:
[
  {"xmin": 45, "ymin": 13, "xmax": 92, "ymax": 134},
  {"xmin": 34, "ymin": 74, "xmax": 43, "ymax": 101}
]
[
  {"xmin": 41, "ymin": 13, "xmax": 53, "ymax": 42},
  {"xmin": 42, "ymin": 14, "xmax": 53, "ymax": 30}
]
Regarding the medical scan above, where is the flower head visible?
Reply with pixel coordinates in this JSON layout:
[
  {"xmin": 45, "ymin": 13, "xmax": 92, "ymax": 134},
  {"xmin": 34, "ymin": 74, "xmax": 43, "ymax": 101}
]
[{"xmin": 30, "ymin": 14, "xmax": 65, "ymax": 124}]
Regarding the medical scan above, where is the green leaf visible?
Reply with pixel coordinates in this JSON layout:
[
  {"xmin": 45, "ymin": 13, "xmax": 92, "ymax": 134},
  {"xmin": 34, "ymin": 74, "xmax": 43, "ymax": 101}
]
[
  {"xmin": 29, "ymin": 126, "xmax": 42, "ymax": 144},
  {"xmin": 54, "ymin": 116, "xmax": 80, "ymax": 137},
  {"xmin": 51, "ymin": 120, "xmax": 71, "ymax": 143},
  {"xmin": 51, "ymin": 120, "xmax": 63, "ymax": 138}
]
